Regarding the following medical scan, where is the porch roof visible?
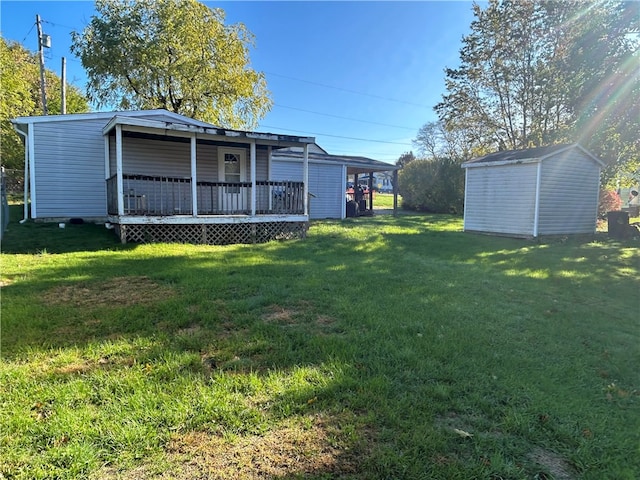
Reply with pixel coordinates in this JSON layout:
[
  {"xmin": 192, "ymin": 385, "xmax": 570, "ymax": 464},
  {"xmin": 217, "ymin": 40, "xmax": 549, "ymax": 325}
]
[
  {"xmin": 102, "ymin": 115, "xmax": 315, "ymax": 149},
  {"xmin": 273, "ymin": 148, "xmax": 399, "ymax": 174}
]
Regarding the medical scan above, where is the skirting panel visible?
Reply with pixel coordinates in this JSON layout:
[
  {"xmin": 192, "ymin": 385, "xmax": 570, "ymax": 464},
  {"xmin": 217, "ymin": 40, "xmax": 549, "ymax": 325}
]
[{"xmin": 117, "ymin": 222, "xmax": 308, "ymax": 245}]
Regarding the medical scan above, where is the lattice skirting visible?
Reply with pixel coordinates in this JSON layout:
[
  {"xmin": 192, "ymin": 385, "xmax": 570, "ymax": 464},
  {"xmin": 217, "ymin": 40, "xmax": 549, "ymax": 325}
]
[{"xmin": 116, "ymin": 222, "xmax": 308, "ymax": 245}]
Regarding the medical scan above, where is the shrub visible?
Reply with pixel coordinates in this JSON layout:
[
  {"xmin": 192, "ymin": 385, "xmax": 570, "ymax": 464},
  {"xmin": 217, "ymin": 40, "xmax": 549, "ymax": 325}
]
[
  {"xmin": 398, "ymin": 158, "xmax": 464, "ymax": 214},
  {"xmin": 598, "ymin": 189, "xmax": 622, "ymax": 218}
]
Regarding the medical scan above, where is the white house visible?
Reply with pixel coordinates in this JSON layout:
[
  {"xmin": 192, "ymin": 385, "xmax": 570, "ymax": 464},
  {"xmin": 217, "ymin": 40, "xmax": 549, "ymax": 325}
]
[
  {"xmin": 12, "ymin": 109, "xmax": 315, "ymax": 244},
  {"xmin": 462, "ymin": 144, "xmax": 605, "ymax": 237},
  {"xmin": 11, "ymin": 109, "xmax": 398, "ymax": 243}
]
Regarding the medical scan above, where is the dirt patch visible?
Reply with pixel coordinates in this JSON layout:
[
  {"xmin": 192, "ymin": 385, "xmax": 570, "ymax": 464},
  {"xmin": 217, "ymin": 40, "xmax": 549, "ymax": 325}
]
[
  {"xmin": 93, "ymin": 415, "xmax": 369, "ymax": 479},
  {"xmin": 262, "ymin": 305, "xmax": 336, "ymax": 329},
  {"xmin": 261, "ymin": 305, "xmax": 299, "ymax": 325},
  {"xmin": 42, "ymin": 276, "xmax": 176, "ymax": 308},
  {"xmin": 53, "ymin": 361, "xmax": 93, "ymax": 375},
  {"xmin": 528, "ymin": 447, "xmax": 575, "ymax": 480}
]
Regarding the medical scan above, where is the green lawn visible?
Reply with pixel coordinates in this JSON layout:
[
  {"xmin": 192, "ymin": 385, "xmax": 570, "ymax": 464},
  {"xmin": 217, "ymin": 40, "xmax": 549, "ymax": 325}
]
[
  {"xmin": 372, "ymin": 192, "xmax": 399, "ymax": 209},
  {"xmin": 1, "ymin": 207, "xmax": 638, "ymax": 479}
]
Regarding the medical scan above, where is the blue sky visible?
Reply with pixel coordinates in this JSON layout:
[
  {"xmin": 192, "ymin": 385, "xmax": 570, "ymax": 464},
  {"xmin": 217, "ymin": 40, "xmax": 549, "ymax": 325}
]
[{"xmin": 1, "ymin": 1, "xmax": 478, "ymax": 164}]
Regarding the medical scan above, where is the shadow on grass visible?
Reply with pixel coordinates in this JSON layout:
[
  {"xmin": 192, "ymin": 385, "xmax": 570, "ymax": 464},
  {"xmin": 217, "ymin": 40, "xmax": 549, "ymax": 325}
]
[{"xmin": 2, "ymin": 209, "xmax": 639, "ymax": 478}]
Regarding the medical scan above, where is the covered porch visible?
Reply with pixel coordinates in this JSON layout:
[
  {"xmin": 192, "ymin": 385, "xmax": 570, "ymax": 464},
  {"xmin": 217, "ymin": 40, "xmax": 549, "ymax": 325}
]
[{"xmin": 104, "ymin": 115, "xmax": 314, "ymax": 244}]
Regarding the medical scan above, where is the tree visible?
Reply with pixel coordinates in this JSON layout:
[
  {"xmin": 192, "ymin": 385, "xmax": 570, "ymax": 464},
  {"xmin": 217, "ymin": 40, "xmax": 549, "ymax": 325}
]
[
  {"xmin": 0, "ymin": 38, "xmax": 89, "ymax": 171},
  {"xmin": 71, "ymin": 0, "xmax": 272, "ymax": 129},
  {"xmin": 395, "ymin": 151, "xmax": 416, "ymax": 168},
  {"xmin": 398, "ymin": 158, "xmax": 464, "ymax": 214},
  {"xmin": 435, "ymin": 1, "xmax": 639, "ymax": 186},
  {"xmin": 413, "ymin": 121, "xmax": 484, "ymax": 162}
]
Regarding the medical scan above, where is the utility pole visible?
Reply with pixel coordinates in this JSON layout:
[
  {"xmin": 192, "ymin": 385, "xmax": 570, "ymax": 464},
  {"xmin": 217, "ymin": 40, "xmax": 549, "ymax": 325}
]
[
  {"xmin": 36, "ymin": 14, "xmax": 48, "ymax": 115},
  {"xmin": 61, "ymin": 57, "xmax": 67, "ymax": 114}
]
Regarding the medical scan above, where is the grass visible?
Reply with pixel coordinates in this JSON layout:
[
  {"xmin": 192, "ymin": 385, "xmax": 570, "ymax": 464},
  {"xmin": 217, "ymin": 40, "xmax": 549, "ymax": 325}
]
[
  {"xmin": 1, "ymin": 205, "xmax": 638, "ymax": 479},
  {"xmin": 372, "ymin": 192, "xmax": 399, "ymax": 209}
]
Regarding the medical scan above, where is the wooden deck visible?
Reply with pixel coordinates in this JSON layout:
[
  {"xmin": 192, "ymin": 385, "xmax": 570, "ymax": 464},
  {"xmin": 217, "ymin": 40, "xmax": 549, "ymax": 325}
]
[{"xmin": 106, "ymin": 174, "xmax": 308, "ymax": 244}]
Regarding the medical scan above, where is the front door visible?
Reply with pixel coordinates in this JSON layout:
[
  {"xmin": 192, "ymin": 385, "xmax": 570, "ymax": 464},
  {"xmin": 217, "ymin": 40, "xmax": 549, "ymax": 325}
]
[{"xmin": 218, "ymin": 148, "xmax": 247, "ymax": 212}]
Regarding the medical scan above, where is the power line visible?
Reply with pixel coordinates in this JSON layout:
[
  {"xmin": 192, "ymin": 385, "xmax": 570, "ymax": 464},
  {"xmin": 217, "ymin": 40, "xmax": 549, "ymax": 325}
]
[
  {"xmin": 273, "ymin": 103, "xmax": 417, "ymax": 131},
  {"xmin": 260, "ymin": 124, "xmax": 412, "ymax": 146},
  {"xmin": 42, "ymin": 20, "xmax": 79, "ymax": 31},
  {"xmin": 20, "ymin": 22, "xmax": 36, "ymax": 43},
  {"xmin": 264, "ymin": 71, "xmax": 432, "ymax": 109}
]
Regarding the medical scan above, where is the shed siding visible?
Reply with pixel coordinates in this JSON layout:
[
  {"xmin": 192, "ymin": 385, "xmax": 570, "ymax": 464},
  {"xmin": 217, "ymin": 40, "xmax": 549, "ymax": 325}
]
[
  {"xmin": 272, "ymin": 160, "xmax": 343, "ymax": 219},
  {"xmin": 537, "ymin": 151, "xmax": 600, "ymax": 234},
  {"xmin": 464, "ymin": 163, "xmax": 538, "ymax": 236},
  {"xmin": 33, "ymin": 119, "xmax": 108, "ymax": 218}
]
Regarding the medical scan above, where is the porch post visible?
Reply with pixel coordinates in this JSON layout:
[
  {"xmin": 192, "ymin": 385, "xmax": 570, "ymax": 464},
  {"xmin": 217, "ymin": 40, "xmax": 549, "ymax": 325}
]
[
  {"xmin": 115, "ymin": 124, "xmax": 124, "ymax": 216},
  {"xmin": 393, "ymin": 169, "xmax": 398, "ymax": 217},
  {"xmin": 303, "ymin": 143, "xmax": 309, "ymax": 216},
  {"xmin": 104, "ymin": 136, "xmax": 110, "ymax": 181},
  {"xmin": 368, "ymin": 170, "xmax": 374, "ymax": 211},
  {"xmin": 191, "ymin": 134, "xmax": 198, "ymax": 216},
  {"xmin": 267, "ymin": 146, "xmax": 273, "ymax": 210},
  {"xmin": 250, "ymin": 141, "xmax": 256, "ymax": 216}
]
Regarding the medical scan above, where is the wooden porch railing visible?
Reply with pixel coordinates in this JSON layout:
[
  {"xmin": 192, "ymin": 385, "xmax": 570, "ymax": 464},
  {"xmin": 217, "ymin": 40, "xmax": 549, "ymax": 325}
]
[{"xmin": 107, "ymin": 175, "xmax": 304, "ymax": 216}]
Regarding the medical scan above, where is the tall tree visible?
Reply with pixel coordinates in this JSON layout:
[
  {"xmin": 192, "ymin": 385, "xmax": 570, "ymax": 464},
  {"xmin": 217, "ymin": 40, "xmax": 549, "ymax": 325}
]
[
  {"xmin": 71, "ymin": 0, "xmax": 272, "ymax": 129},
  {"xmin": 435, "ymin": 0, "xmax": 639, "ymax": 185},
  {"xmin": 396, "ymin": 151, "xmax": 416, "ymax": 168},
  {"xmin": 0, "ymin": 38, "xmax": 89, "ymax": 171},
  {"xmin": 413, "ymin": 121, "xmax": 483, "ymax": 162}
]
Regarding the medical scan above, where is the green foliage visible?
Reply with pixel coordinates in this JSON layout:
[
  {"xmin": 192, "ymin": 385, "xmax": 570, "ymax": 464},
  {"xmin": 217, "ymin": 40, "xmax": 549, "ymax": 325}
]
[
  {"xmin": 0, "ymin": 38, "xmax": 90, "ymax": 170},
  {"xmin": 414, "ymin": 121, "xmax": 482, "ymax": 162},
  {"xmin": 597, "ymin": 189, "xmax": 622, "ymax": 219},
  {"xmin": 395, "ymin": 151, "xmax": 416, "ymax": 168},
  {"xmin": 434, "ymin": 0, "xmax": 639, "ymax": 185},
  {"xmin": 398, "ymin": 158, "xmax": 464, "ymax": 214},
  {"xmin": 71, "ymin": 0, "xmax": 272, "ymax": 129}
]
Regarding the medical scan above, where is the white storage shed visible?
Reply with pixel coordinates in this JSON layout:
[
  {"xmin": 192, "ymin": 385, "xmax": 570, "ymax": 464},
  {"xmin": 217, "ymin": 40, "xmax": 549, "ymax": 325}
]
[{"xmin": 462, "ymin": 144, "xmax": 605, "ymax": 237}]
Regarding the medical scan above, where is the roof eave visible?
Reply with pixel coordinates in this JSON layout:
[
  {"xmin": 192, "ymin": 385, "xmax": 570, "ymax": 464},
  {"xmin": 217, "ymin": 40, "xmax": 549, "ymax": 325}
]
[{"xmin": 462, "ymin": 157, "xmax": 541, "ymax": 168}]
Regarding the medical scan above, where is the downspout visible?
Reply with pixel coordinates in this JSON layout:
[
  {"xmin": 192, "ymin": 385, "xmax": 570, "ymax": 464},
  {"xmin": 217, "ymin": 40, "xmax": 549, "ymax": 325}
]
[
  {"xmin": 532, "ymin": 161, "xmax": 542, "ymax": 237},
  {"xmin": 13, "ymin": 123, "xmax": 30, "ymax": 223}
]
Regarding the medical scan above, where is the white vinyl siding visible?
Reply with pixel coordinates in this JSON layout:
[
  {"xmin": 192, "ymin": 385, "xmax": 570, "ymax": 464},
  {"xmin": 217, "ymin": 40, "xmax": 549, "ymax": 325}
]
[
  {"xmin": 32, "ymin": 119, "xmax": 107, "ymax": 218},
  {"xmin": 463, "ymin": 163, "xmax": 538, "ymax": 236},
  {"xmin": 272, "ymin": 160, "xmax": 343, "ymax": 219},
  {"xmin": 463, "ymin": 146, "xmax": 602, "ymax": 237},
  {"xmin": 537, "ymin": 151, "xmax": 600, "ymax": 235}
]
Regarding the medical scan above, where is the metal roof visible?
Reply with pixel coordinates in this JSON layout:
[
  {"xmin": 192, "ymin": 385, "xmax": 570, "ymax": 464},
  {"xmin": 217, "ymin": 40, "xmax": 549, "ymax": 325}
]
[
  {"xmin": 462, "ymin": 143, "xmax": 605, "ymax": 168},
  {"xmin": 274, "ymin": 150, "xmax": 399, "ymax": 174}
]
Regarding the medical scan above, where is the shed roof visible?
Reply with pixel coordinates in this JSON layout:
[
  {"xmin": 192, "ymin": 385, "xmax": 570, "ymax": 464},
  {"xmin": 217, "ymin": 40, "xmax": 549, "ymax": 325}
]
[{"xmin": 462, "ymin": 144, "xmax": 605, "ymax": 168}]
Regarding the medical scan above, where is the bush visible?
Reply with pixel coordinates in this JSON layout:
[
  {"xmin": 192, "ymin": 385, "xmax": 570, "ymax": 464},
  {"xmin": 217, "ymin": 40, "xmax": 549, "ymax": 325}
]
[
  {"xmin": 398, "ymin": 158, "xmax": 464, "ymax": 214},
  {"xmin": 598, "ymin": 189, "xmax": 622, "ymax": 218}
]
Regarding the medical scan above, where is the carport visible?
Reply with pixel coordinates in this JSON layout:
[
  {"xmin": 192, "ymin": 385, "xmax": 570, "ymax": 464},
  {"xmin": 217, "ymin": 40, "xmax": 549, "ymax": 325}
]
[{"xmin": 271, "ymin": 145, "xmax": 400, "ymax": 219}]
